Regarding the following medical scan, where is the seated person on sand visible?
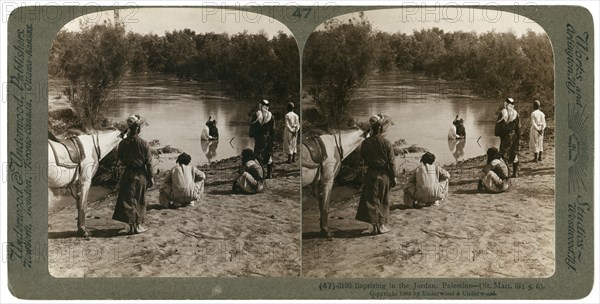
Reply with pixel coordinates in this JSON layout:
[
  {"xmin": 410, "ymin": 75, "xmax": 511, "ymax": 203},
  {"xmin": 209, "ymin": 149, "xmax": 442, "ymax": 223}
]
[
  {"xmin": 159, "ymin": 152, "xmax": 206, "ymax": 208},
  {"xmin": 448, "ymin": 115, "xmax": 466, "ymax": 139},
  {"xmin": 403, "ymin": 152, "xmax": 450, "ymax": 208},
  {"xmin": 478, "ymin": 147, "xmax": 510, "ymax": 193},
  {"xmin": 232, "ymin": 148, "xmax": 265, "ymax": 194}
]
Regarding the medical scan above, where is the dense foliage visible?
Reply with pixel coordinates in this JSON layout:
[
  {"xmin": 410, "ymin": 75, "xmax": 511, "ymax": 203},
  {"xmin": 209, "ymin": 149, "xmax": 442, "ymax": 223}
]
[
  {"xmin": 50, "ymin": 23, "xmax": 129, "ymax": 130},
  {"xmin": 303, "ymin": 17, "xmax": 554, "ymax": 127},
  {"xmin": 303, "ymin": 14, "xmax": 390, "ymax": 128}
]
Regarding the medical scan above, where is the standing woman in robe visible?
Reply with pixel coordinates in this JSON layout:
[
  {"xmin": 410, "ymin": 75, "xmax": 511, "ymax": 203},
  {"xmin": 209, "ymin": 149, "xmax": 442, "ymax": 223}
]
[
  {"xmin": 355, "ymin": 114, "xmax": 396, "ymax": 235},
  {"xmin": 113, "ymin": 114, "xmax": 154, "ymax": 234}
]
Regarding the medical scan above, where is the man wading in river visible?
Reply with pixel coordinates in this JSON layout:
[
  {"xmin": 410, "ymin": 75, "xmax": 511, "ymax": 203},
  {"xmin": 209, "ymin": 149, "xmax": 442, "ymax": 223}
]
[{"xmin": 495, "ymin": 97, "xmax": 521, "ymax": 178}]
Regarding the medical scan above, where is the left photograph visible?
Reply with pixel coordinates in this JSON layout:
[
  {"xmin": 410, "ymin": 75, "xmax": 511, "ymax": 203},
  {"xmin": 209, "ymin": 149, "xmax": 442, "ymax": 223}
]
[{"xmin": 47, "ymin": 8, "xmax": 301, "ymax": 277}]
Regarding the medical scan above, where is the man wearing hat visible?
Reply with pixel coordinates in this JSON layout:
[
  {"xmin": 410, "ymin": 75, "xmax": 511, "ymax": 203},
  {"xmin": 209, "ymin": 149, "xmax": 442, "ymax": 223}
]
[
  {"xmin": 250, "ymin": 99, "xmax": 275, "ymax": 178},
  {"xmin": 529, "ymin": 100, "xmax": 547, "ymax": 162},
  {"xmin": 495, "ymin": 97, "xmax": 521, "ymax": 178},
  {"xmin": 355, "ymin": 114, "xmax": 396, "ymax": 235},
  {"xmin": 113, "ymin": 114, "xmax": 154, "ymax": 234}
]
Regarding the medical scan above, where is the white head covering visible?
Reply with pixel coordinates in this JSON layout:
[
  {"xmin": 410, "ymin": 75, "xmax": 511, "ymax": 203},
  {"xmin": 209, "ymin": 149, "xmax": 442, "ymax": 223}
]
[
  {"xmin": 369, "ymin": 113, "xmax": 392, "ymax": 134},
  {"xmin": 369, "ymin": 113, "xmax": 383, "ymax": 126},
  {"xmin": 499, "ymin": 98, "xmax": 518, "ymax": 123},
  {"xmin": 127, "ymin": 114, "xmax": 141, "ymax": 126},
  {"xmin": 257, "ymin": 100, "xmax": 272, "ymax": 124}
]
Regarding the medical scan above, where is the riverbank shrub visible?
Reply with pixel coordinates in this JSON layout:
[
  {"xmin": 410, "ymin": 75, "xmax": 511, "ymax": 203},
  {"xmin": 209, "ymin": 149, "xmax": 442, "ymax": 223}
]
[
  {"xmin": 50, "ymin": 23, "xmax": 129, "ymax": 130},
  {"xmin": 303, "ymin": 14, "xmax": 392, "ymax": 128}
]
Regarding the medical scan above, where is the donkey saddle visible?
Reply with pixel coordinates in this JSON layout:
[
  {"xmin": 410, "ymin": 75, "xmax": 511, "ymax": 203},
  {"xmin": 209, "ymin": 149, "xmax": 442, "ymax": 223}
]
[{"xmin": 48, "ymin": 131, "xmax": 86, "ymax": 168}]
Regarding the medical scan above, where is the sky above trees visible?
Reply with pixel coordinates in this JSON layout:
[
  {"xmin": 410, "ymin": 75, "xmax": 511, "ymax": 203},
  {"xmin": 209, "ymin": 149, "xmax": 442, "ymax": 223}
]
[
  {"xmin": 62, "ymin": 8, "xmax": 291, "ymax": 37},
  {"xmin": 318, "ymin": 8, "xmax": 546, "ymax": 35},
  {"xmin": 61, "ymin": 7, "xmax": 544, "ymax": 37}
]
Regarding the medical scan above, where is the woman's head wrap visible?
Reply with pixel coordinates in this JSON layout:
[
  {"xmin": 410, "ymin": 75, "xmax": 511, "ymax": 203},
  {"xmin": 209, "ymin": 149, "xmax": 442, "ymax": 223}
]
[
  {"xmin": 369, "ymin": 113, "xmax": 392, "ymax": 135},
  {"xmin": 127, "ymin": 114, "xmax": 142, "ymax": 135},
  {"xmin": 127, "ymin": 114, "xmax": 141, "ymax": 125}
]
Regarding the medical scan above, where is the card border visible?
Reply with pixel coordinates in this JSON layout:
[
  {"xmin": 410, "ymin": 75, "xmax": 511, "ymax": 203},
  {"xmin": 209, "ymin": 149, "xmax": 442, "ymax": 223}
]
[{"xmin": 5, "ymin": 4, "xmax": 595, "ymax": 300}]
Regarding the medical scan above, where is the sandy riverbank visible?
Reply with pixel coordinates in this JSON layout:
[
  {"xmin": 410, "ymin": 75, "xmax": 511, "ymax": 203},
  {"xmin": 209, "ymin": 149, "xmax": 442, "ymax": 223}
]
[
  {"xmin": 48, "ymin": 149, "xmax": 301, "ymax": 277},
  {"xmin": 302, "ymin": 133, "xmax": 555, "ymax": 278}
]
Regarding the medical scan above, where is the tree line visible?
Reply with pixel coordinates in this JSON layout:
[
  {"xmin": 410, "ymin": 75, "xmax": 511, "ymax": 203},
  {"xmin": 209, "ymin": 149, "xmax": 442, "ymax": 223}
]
[
  {"xmin": 303, "ymin": 14, "xmax": 554, "ymax": 127},
  {"xmin": 49, "ymin": 18, "xmax": 553, "ymax": 132},
  {"xmin": 49, "ymin": 23, "xmax": 299, "ymax": 130}
]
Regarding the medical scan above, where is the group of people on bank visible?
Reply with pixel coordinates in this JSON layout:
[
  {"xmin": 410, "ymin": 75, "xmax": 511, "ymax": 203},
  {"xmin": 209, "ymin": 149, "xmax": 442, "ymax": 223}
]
[
  {"xmin": 232, "ymin": 100, "xmax": 299, "ymax": 194},
  {"xmin": 354, "ymin": 98, "xmax": 547, "ymax": 235},
  {"xmin": 479, "ymin": 98, "xmax": 547, "ymax": 193},
  {"xmin": 111, "ymin": 100, "xmax": 300, "ymax": 234},
  {"xmin": 110, "ymin": 96, "xmax": 545, "ymax": 236}
]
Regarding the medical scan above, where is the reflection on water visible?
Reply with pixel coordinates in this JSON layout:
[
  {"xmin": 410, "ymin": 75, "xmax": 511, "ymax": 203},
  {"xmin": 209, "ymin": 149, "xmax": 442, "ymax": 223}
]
[
  {"xmin": 447, "ymin": 138, "xmax": 466, "ymax": 163},
  {"xmin": 49, "ymin": 74, "xmax": 256, "ymax": 166},
  {"xmin": 201, "ymin": 140, "xmax": 220, "ymax": 163},
  {"xmin": 349, "ymin": 71, "xmax": 501, "ymax": 165}
]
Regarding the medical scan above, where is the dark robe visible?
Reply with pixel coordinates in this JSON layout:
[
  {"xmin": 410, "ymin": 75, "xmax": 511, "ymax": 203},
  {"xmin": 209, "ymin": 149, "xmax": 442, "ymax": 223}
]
[
  {"xmin": 113, "ymin": 135, "xmax": 153, "ymax": 225},
  {"xmin": 496, "ymin": 111, "xmax": 521, "ymax": 163},
  {"xmin": 253, "ymin": 112, "xmax": 274, "ymax": 165},
  {"xmin": 455, "ymin": 124, "xmax": 466, "ymax": 137},
  {"xmin": 207, "ymin": 120, "xmax": 219, "ymax": 139},
  {"xmin": 355, "ymin": 135, "xmax": 396, "ymax": 224}
]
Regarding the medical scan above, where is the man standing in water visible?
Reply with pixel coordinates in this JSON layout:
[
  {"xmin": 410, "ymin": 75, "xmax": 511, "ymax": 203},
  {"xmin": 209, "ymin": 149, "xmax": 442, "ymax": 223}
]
[
  {"xmin": 250, "ymin": 99, "xmax": 275, "ymax": 179},
  {"xmin": 206, "ymin": 116, "xmax": 219, "ymax": 140},
  {"xmin": 355, "ymin": 114, "xmax": 395, "ymax": 235},
  {"xmin": 448, "ymin": 115, "xmax": 466, "ymax": 139},
  {"xmin": 495, "ymin": 97, "xmax": 521, "ymax": 178}
]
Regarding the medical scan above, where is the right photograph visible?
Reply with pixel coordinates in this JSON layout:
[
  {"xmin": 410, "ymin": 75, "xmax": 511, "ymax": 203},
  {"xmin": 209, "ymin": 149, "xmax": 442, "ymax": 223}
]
[{"xmin": 301, "ymin": 8, "xmax": 555, "ymax": 278}]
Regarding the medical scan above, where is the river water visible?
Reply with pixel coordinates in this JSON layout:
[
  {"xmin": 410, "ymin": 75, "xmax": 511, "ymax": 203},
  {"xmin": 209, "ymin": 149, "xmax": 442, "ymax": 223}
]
[
  {"xmin": 49, "ymin": 72, "xmax": 502, "ymax": 210},
  {"xmin": 49, "ymin": 74, "xmax": 258, "ymax": 167},
  {"xmin": 348, "ymin": 71, "xmax": 502, "ymax": 169}
]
